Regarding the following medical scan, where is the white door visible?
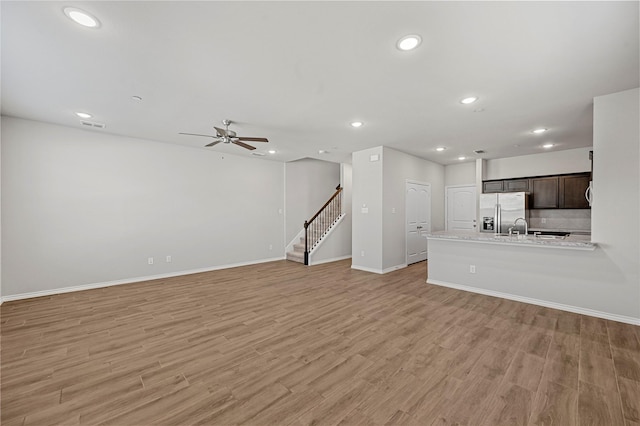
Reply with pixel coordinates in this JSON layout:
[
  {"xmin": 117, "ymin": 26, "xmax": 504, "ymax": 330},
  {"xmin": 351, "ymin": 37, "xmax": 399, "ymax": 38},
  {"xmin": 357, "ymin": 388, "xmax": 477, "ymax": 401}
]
[
  {"xmin": 406, "ymin": 182, "xmax": 431, "ymax": 264},
  {"xmin": 446, "ymin": 185, "xmax": 477, "ymax": 231}
]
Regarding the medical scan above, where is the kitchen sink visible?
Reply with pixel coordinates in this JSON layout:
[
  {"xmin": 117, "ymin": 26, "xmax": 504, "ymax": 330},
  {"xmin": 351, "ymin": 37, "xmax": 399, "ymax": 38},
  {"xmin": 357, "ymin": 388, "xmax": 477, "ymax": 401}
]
[{"xmin": 528, "ymin": 231, "xmax": 571, "ymax": 237}]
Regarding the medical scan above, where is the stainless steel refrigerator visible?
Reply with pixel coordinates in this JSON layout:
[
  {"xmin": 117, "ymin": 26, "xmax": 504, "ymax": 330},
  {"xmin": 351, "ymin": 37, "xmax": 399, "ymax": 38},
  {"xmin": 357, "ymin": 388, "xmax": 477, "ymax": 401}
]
[{"xmin": 479, "ymin": 192, "xmax": 529, "ymax": 234}]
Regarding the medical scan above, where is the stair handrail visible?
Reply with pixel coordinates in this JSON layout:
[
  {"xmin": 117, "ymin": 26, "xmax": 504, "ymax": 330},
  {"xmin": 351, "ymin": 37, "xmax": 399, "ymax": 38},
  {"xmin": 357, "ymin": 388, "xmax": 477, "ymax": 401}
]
[{"xmin": 303, "ymin": 184, "xmax": 342, "ymax": 265}]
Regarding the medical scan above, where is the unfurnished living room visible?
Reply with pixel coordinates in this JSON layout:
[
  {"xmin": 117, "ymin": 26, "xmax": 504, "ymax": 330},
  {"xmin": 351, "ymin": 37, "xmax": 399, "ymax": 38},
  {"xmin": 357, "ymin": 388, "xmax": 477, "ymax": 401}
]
[{"xmin": 1, "ymin": 2, "xmax": 639, "ymax": 425}]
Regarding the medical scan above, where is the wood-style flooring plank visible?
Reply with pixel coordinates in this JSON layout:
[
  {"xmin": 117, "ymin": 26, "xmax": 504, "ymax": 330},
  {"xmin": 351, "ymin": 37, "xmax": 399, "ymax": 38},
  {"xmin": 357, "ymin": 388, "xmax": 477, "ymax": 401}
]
[{"xmin": 1, "ymin": 259, "xmax": 638, "ymax": 425}]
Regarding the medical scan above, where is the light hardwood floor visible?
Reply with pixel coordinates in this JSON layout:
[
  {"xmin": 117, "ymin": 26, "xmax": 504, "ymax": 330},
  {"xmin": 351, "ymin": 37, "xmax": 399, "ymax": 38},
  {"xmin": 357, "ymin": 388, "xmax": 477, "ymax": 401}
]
[{"xmin": 2, "ymin": 259, "xmax": 639, "ymax": 425}]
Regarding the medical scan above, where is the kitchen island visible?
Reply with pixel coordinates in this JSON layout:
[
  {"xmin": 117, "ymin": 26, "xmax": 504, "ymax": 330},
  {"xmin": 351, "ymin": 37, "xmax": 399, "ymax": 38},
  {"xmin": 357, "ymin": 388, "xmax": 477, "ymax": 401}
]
[
  {"xmin": 428, "ymin": 230, "xmax": 595, "ymax": 250},
  {"xmin": 425, "ymin": 231, "xmax": 635, "ymax": 324}
]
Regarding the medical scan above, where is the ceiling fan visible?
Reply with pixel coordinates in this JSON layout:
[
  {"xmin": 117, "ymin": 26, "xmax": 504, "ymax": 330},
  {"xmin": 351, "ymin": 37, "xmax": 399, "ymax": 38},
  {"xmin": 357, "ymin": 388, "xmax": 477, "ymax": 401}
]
[{"xmin": 179, "ymin": 119, "xmax": 269, "ymax": 150}]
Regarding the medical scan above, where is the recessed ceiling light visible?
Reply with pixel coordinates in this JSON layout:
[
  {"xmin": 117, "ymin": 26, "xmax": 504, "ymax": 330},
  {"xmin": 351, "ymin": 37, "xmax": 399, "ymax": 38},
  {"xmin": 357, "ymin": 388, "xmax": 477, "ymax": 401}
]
[
  {"xmin": 460, "ymin": 97, "xmax": 478, "ymax": 104},
  {"xmin": 63, "ymin": 7, "xmax": 100, "ymax": 28},
  {"xmin": 532, "ymin": 128, "xmax": 548, "ymax": 134},
  {"xmin": 268, "ymin": 149, "xmax": 276, "ymax": 154},
  {"xmin": 397, "ymin": 35, "xmax": 422, "ymax": 51},
  {"xmin": 318, "ymin": 150, "xmax": 329, "ymax": 154},
  {"xmin": 542, "ymin": 143, "xmax": 554, "ymax": 149},
  {"xmin": 436, "ymin": 147, "xmax": 446, "ymax": 152},
  {"xmin": 350, "ymin": 121, "xmax": 363, "ymax": 128},
  {"xmin": 75, "ymin": 112, "xmax": 92, "ymax": 119},
  {"xmin": 458, "ymin": 156, "xmax": 466, "ymax": 160},
  {"xmin": 132, "ymin": 96, "xmax": 143, "ymax": 101}
]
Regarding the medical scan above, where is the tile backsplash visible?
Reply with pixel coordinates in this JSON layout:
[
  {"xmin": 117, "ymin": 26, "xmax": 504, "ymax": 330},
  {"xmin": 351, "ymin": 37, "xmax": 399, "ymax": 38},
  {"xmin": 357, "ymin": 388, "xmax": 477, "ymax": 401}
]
[{"xmin": 529, "ymin": 209, "xmax": 591, "ymax": 231}]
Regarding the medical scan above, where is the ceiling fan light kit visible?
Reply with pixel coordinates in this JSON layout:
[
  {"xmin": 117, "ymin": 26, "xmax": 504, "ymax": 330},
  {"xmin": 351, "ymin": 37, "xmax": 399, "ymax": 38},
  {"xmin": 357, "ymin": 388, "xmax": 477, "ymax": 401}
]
[{"xmin": 179, "ymin": 119, "xmax": 269, "ymax": 151}]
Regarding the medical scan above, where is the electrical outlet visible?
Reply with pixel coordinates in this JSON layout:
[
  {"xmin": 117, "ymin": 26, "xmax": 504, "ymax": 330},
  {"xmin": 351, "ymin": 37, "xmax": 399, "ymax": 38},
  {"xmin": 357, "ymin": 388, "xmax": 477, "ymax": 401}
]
[
  {"xmin": 469, "ymin": 265, "xmax": 476, "ymax": 273},
  {"xmin": 269, "ymin": 244, "xmax": 273, "ymax": 250},
  {"xmin": 541, "ymin": 218, "xmax": 547, "ymax": 224},
  {"xmin": 166, "ymin": 255, "xmax": 171, "ymax": 263},
  {"xmin": 148, "ymin": 257, "xmax": 154, "ymax": 265},
  {"xmin": 361, "ymin": 250, "xmax": 365, "ymax": 257}
]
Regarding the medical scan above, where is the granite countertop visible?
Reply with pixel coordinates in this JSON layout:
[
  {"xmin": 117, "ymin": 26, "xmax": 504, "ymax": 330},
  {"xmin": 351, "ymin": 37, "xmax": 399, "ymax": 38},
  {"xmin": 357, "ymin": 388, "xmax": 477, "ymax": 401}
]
[
  {"xmin": 529, "ymin": 228, "xmax": 591, "ymax": 235},
  {"xmin": 427, "ymin": 230, "xmax": 596, "ymax": 251}
]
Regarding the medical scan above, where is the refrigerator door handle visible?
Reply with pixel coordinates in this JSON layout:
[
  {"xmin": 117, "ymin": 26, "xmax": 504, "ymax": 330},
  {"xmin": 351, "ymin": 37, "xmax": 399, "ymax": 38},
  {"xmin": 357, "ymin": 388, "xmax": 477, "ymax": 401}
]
[{"xmin": 495, "ymin": 204, "xmax": 501, "ymax": 234}]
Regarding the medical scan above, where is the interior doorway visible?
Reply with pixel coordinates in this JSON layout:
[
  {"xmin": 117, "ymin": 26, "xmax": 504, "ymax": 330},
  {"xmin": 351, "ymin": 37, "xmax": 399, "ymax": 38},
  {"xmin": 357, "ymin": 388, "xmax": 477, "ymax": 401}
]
[
  {"xmin": 446, "ymin": 185, "xmax": 477, "ymax": 231},
  {"xmin": 406, "ymin": 181, "xmax": 431, "ymax": 265}
]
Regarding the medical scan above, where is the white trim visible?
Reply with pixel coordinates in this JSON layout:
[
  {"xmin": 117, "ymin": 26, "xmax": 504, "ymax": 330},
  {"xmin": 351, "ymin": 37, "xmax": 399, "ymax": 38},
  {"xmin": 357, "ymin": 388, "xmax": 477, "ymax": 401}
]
[
  {"xmin": 351, "ymin": 265, "xmax": 384, "ymax": 274},
  {"xmin": 383, "ymin": 264, "xmax": 407, "ymax": 274},
  {"xmin": 426, "ymin": 278, "xmax": 640, "ymax": 326},
  {"xmin": 283, "ymin": 163, "xmax": 287, "ymax": 258},
  {"xmin": 310, "ymin": 255, "xmax": 352, "ymax": 265},
  {"xmin": 405, "ymin": 178, "xmax": 431, "ymax": 186},
  {"xmin": 445, "ymin": 183, "xmax": 477, "ymax": 189},
  {"xmin": 405, "ymin": 181, "xmax": 431, "ymax": 265},
  {"xmin": 445, "ymin": 184, "xmax": 477, "ymax": 232},
  {"xmin": 0, "ymin": 256, "xmax": 285, "ymax": 303},
  {"xmin": 351, "ymin": 263, "xmax": 407, "ymax": 275},
  {"xmin": 309, "ymin": 213, "xmax": 346, "ymax": 257}
]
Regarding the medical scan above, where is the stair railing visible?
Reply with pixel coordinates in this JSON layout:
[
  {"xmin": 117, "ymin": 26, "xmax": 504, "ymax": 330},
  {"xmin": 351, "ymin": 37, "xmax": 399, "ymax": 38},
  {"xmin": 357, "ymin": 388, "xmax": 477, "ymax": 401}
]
[{"xmin": 303, "ymin": 185, "xmax": 343, "ymax": 265}]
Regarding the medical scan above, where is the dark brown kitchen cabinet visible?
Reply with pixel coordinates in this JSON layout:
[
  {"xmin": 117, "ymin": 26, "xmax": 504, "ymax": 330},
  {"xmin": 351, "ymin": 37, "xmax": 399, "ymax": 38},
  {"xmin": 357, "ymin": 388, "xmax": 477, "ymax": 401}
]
[
  {"xmin": 504, "ymin": 178, "xmax": 530, "ymax": 192},
  {"xmin": 559, "ymin": 173, "xmax": 590, "ymax": 209},
  {"xmin": 483, "ymin": 180, "xmax": 504, "ymax": 193},
  {"xmin": 531, "ymin": 177, "xmax": 559, "ymax": 209}
]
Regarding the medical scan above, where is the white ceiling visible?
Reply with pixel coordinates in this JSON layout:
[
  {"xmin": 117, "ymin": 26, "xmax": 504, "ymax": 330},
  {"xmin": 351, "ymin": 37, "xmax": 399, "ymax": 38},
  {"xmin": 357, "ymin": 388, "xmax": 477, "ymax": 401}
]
[{"xmin": 2, "ymin": 1, "xmax": 638, "ymax": 165}]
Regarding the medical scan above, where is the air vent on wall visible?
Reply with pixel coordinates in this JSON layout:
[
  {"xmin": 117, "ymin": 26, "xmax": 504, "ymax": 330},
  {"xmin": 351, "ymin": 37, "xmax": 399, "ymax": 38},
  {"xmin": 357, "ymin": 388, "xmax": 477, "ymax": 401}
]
[{"xmin": 81, "ymin": 120, "xmax": 106, "ymax": 129}]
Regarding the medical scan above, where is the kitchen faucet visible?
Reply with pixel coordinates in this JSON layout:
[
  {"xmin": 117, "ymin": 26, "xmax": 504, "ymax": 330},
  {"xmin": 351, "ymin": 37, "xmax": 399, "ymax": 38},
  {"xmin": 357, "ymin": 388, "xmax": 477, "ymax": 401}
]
[{"xmin": 514, "ymin": 217, "xmax": 528, "ymax": 236}]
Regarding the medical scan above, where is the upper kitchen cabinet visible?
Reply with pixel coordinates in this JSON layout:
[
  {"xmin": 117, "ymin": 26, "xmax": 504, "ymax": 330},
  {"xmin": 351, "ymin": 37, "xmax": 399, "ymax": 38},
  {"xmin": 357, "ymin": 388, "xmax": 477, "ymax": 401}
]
[
  {"xmin": 531, "ymin": 177, "xmax": 559, "ymax": 209},
  {"xmin": 483, "ymin": 172, "xmax": 591, "ymax": 209},
  {"xmin": 559, "ymin": 173, "xmax": 591, "ymax": 209},
  {"xmin": 482, "ymin": 180, "xmax": 504, "ymax": 193},
  {"xmin": 504, "ymin": 178, "xmax": 530, "ymax": 192},
  {"xmin": 482, "ymin": 178, "xmax": 529, "ymax": 193}
]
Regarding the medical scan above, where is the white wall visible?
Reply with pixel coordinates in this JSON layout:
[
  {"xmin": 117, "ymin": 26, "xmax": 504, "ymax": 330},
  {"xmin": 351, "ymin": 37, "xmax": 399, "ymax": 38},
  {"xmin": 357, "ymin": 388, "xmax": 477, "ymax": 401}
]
[
  {"xmin": 284, "ymin": 158, "xmax": 340, "ymax": 244},
  {"xmin": 485, "ymin": 147, "xmax": 592, "ymax": 180},
  {"xmin": 310, "ymin": 162, "xmax": 352, "ymax": 264},
  {"xmin": 351, "ymin": 147, "xmax": 384, "ymax": 272},
  {"xmin": 428, "ymin": 239, "xmax": 638, "ymax": 323},
  {"xmin": 591, "ymin": 88, "xmax": 639, "ymax": 317},
  {"xmin": 1, "ymin": 116, "xmax": 285, "ymax": 298},
  {"xmin": 444, "ymin": 161, "xmax": 476, "ymax": 187},
  {"xmin": 382, "ymin": 147, "xmax": 445, "ymax": 271},
  {"xmin": 428, "ymin": 87, "xmax": 639, "ymax": 322},
  {"xmin": 351, "ymin": 146, "xmax": 445, "ymax": 273},
  {"xmin": 0, "ymin": 124, "xmax": 2, "ymax": 302}
]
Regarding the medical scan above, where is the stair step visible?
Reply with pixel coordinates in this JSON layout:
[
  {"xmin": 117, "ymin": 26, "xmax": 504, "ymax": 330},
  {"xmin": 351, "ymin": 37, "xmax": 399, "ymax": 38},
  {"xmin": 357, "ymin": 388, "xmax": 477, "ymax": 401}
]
[{"xmin": 286, "ymin": 251, "xmax": 305, "ymax": 264}]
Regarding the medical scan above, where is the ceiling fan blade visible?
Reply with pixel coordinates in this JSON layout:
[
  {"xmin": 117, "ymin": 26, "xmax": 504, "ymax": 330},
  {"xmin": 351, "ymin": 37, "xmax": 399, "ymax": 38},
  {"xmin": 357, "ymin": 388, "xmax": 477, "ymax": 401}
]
[
  {"xmin": 237, "ymin": 137, "xmax": 269, "ymax": 142},
  {"xmin": 205, "ymin": 140, "xmax": 221, "ymax": 147},
  {"xmin": 232, "ymin": 140, "xmax": 256, "ymax": 150},
  {"xmin": 227, "ymin": 129, "xmax": 237, "ymax": 137},
  {"xmin": 214, "ymin": 126, "xmax": 228, "ymax": 137},
  {"xmin": 179, "ymin": 132, "xmax": 216, "ymax": 138}
]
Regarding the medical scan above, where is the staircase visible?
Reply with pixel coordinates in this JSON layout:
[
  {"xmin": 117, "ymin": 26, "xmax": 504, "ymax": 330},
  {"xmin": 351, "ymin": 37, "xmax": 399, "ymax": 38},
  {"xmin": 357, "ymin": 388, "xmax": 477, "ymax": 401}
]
[
  {"xmin": 286, "ymin": 185, "xmax": 343, "ymax": 265},
  {"xmin": 286, "ymin": 218, "xmax": 341, "ymax": 263}
]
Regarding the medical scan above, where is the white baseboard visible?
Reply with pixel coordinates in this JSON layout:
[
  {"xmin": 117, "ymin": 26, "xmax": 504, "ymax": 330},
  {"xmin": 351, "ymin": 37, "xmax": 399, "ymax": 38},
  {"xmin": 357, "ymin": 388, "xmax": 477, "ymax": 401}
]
[
  {"xmin": 310, "ymin": 255, "xmax": 352, "ymax": 266},
  {"xmin": 0, "ymin": 256, "xmax": 285, "ymax": 303},
  {"xmin": 351, "ymin": 263, "xmax": 407, "ymax": 275},
  {"xmin": 427, "ymin": 278, "xmax": 640, "ymax": 326}
]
